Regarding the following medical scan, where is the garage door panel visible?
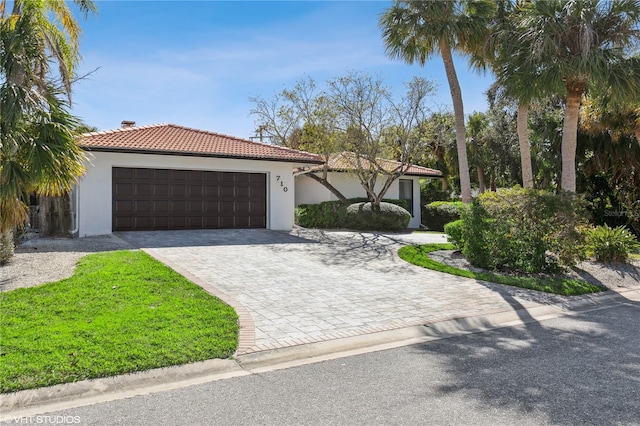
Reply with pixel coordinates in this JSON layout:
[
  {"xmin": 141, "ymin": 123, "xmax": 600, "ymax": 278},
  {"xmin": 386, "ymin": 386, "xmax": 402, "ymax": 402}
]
[
  {"xmin": 219, "ymin": 173, "xmax": 235, "ymax": 183},
  {"xmin": 154, "ymin": 201, "xmax": 169, "ymax": 212},
  {"xmin": 251, "ymin": 185, "xmax": 266, "ymax": 198},
  {"xmin": 153, "ymin": 217, "xmax": 170, "ymax": 229},
  {"xmin": 114, "ymin": 199, "xmax": 134, "ymax": 213},
  {"xmin": 135, "ymin": 200, "xmax": 154, "ymax": 212},
  {"xmin": 113, "ymin": 167, "xmax": 267, "ymax": 231},
  {"xmin": 187, "ymin": 185, "xmax": 203, "ymax": 197},
  {"xmin": 204, "ymin": 185, "xmax": 219, "ymax": 197},
  {"xmin": 155, "ymin": 184, "xmax": 169, "ymax": 196},
  {"xmin": 171, "ymin": 184, "xmax": 186, "ymax": 196},
  {"xmin": 171, "ymin": 200, "xmax": 187, "ymax": 213},
  {"xmin": 171, "ymin": 170, "xmax": 188, "ymax": 180},
  {"xmin": 251, "ymin": 201, "xmax": 267, "ymax": 214},
  {"xmin": 154, "ymin": 169, "xmax": 170, "ymax": 180},
  {"xmin": 188, "ymin": 171, "xmax": 203, "ymax": 180},
  {"xmin": 219, "ymin": 200, "xmax": 235, "ymax": 213},
  {"xmin": 251, "ymin": 174, "xmax": 266, "ymax": 183},
  {"xmin": 135, "ymin": 168, "xmax": 155, "ymax": 180},
  {"xmin": 114, "ymin": 217, "xmax": 133, "ymax": 229},
  {"xmin": 235, "ymin": 185, "xmax": 250, "ymax": 197},
  {"xmin": 134, "ymin": 217, "xmax": 154, "ymax": 229},
  {"xmin": 114, "ymin": 168, "xmax": 134, "ymax": 179},
  {"xmin": 170, "ymin": 217, "xmax": 186, "ymax": 228},
  {"xmin": 220, "ymin": 184, "xmax": 235, "ymax": 197},
  {"xmin": 114, "ymin": 183, "xmax": 134, "ymax": 196},
  {"xmin": 187, "ymin": 201, "xmax": 203, "ymax": 212}
]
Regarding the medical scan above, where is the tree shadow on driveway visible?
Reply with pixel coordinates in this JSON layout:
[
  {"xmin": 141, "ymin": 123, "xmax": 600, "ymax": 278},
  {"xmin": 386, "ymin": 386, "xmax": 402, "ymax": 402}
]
[
  {"xmin": 272, "ymin": 229, "xmax": 431, "ymax": 275},
  {"xmin": 115, "ymin": 229, "xmax": 316, "ymax": 249},
  {"xmin": 411, "ymin": 296, "xmax": 640, "ymax": 425}
]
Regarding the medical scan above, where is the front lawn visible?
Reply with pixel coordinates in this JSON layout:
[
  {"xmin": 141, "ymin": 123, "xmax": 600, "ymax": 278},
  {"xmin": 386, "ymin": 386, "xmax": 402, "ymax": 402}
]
[
  {"xmin": 398, "ymin": 244, "xmax": 604, "ymax": 296},
  {"xmin": 0, "ymin": 250, "xmax": 238, "ymax": 393}
]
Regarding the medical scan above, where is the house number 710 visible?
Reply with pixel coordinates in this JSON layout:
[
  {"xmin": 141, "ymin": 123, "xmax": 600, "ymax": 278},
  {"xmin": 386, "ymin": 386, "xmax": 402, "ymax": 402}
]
[{"xmin": 275, "ymin": 175, "xmax": 288, "ymax": 192}]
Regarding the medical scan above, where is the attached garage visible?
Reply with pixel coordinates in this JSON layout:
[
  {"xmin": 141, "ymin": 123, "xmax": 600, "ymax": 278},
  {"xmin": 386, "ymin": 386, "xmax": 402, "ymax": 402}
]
[
  {"xmin": 112, "ymin": 167, "xmax": 267, "ymax": 231},
  {"xmin": 75, "ymin": 123, "xmax": 322, "ymax": 237}
]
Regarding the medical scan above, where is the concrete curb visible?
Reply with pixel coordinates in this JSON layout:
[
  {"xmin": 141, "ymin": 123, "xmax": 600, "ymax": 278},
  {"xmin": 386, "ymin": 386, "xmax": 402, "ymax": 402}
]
[{"xmin": 4, "ymin": 289, "xmax": 636, "ymax": 420}]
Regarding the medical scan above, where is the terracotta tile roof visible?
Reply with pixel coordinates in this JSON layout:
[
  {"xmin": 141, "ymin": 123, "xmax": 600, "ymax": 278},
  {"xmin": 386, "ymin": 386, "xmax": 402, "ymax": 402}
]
[
  {"xmin": 79, "ymin": 123, "xmax": 324, "ymax": 164},
  {"xmin": 305, "ymin": 152, "xmax": 442, "ymax": 177}
]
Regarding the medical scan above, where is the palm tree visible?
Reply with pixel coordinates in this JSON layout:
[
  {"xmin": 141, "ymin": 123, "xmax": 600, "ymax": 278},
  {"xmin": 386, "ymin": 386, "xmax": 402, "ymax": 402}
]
[
  {"xmin": 481, "ymin": 1, "xmax": 537, "ymax": 189},
  {"xmin": 467, "ymin": 111, "xmax": 490, "ymax": 193},
  {"xmin": 512, "ymin": 0, "xmax": 640, "ymax": 192},
  {"xmin": 580, "ymin": 91, "xmax": 640, "ymax": 146},
  {"xmin": 380, "ymin": 0, "xmax": 495, "ymax": 203},
  {"xmin": 1, "ymin": 0, "xmax": 97, "ymax": 96},
  {"xmin": 0, "ymin": 2, "xmax": 92, "ymax": 235}
]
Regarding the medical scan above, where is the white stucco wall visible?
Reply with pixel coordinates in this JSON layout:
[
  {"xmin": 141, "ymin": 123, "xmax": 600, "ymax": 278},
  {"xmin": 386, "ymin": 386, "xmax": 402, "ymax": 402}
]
[
  {"xmin": 294, "ymin": 172, "xmax": 425, "ymax": 229},
  {"xmin": 77, "ymin": 151, "xmax": 302, "ymax": 237}
]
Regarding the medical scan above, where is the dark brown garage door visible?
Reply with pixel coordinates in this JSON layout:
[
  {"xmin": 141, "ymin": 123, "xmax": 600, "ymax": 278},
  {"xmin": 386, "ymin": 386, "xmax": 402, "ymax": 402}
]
[{"xmin": 112, "ymin": 167, "xmax": 266, "ymax": 231}]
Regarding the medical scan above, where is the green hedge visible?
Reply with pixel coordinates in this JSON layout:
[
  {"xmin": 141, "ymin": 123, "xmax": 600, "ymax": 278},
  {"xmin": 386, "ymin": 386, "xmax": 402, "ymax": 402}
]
[
  {"xmin": 444, "ymin": 219, "xmax": 465, "ymax": 248},
  {"xmin": 345, "ymin": 202, "xmax": 411, "ymax": 231},
  {"xmin": 422, "ymin": 201, "xmax": 464, "ymax": 231},
  {"xmin": 295, "ymin": 198, "xmax": 408, "ymax": 230},
  {"xmin": 461, "ymin": 188, "xmax": 588, "ymax": 273}
]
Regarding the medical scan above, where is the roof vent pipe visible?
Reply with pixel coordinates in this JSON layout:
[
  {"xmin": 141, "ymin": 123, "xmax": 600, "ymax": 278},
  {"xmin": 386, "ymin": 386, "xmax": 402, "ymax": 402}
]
[{"xmin": 121, "ymin": 120, "xmax": 135, "ymax": 128}]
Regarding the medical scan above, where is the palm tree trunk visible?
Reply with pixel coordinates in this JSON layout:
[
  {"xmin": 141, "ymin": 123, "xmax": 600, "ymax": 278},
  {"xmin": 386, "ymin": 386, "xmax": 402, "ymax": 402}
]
[
  {"xmin": 517, "ymin": 103, "xmax": 534, "ymax": 189},
  {"xmin": 38, "ymin": 194, "xmax": 72, "ymax": 236},
  {"xmin": 440, "ymin": 40, "xmax": 471, "ymax": 203},
  {"xmin": 434, "ymin": 146, "xmax": 449, "ymax": 191},
  {"xmin": 561, "ymin": 87, "xmax": 583, "ymax": 192},
  {"xmin": 477, "ymin": 166, "xmax": 486, "ymax": 193}
]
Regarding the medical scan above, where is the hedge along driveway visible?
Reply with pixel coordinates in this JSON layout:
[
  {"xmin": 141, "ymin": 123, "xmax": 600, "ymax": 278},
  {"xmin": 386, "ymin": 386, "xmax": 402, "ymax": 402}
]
[{"xmin": 0, "ymin": 250, "xmax": 238, "ymax": 393}]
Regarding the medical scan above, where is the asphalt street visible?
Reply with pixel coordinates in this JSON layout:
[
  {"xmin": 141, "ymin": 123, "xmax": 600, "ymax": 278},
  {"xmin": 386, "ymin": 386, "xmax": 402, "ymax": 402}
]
[{"xmin": 6, "ymin": 303, "xmax": 640, "ymax": 426}]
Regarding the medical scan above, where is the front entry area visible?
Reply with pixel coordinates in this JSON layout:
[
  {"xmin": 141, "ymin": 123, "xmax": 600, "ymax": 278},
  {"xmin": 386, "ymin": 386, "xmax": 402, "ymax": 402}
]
[{"xmin": 112, "ymin": 167, "xmax": 267, "ymax": 231}]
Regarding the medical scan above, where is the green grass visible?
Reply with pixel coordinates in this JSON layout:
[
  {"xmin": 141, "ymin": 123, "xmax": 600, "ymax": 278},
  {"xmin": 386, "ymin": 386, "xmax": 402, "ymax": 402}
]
[
  {"xmin": 398, "ymin": 244, "xmax": 605, "ymax": 296},
  {"xmin": 0, "ymin": 250, "xmax": 239, "ymax": 393}
]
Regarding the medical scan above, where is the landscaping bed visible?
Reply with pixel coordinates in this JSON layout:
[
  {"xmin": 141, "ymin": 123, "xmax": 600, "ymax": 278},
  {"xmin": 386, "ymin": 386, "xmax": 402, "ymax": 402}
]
[{"xmin": 398, "ymin": 243, "xmax": 608, "ymax": 296}]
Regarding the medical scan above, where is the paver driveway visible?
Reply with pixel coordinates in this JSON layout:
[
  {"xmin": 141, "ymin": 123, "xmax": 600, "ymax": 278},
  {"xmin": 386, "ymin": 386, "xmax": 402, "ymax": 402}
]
[{"xmin": 116, "ymin": 229, "xmax": 554, "ymax": 354}]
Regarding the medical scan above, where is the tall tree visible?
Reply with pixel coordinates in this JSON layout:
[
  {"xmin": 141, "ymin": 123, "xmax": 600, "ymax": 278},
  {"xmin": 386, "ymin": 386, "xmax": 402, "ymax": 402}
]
[
  {"xmin": 466, "ymin": 111, "xmax": 491, "ymax": 193},
  {"xmin": 481, "ymin": 2, "xmax": 538, "ymax": 189},
  {"xmin": 251, "ymin": 72, "xmax": 437, "ymax": 206},
  {"xmin": 0, "ymin": 1, "xmax": 96, "ymax": 235},
  {"xmin": 512, "ymin": 0, "xmax": 640, "ymax": 192},
  {"xmin": 380, "ymin": 0, "xmax": 495, "ymax": 203},
  {"xmin": 418, "ymin": 110, "xmax": 456, "ymax": 192},
  {"xmin": 2, "ymin": 0, "xmax": 97, "ymax": 95}
]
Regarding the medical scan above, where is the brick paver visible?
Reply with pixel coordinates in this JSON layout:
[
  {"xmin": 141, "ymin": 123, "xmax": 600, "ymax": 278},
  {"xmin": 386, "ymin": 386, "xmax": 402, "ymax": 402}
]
[{"xmin": 117, "ymin": 229, "xmax": 562, "ymax": 354}]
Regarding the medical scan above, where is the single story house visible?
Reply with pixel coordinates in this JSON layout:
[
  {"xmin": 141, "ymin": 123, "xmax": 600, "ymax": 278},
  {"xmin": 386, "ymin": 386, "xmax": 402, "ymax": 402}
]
[
  {"xmin": 72, "ymin": 123, "xmax": 442, "ymax": 236},
  {"xmin": 74, "ymin": 123, "xmax": 323, "ymax": 237},
  {"xmin": 294, "ymin": 152, "xmax": 442, "ymax": 229}
]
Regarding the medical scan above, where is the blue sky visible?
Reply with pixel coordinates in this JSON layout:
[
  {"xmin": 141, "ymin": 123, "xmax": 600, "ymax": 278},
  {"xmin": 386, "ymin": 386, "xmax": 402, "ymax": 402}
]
[{"xmin": 73, "ymin": 1, "xmax": 495, "ymax": 139}]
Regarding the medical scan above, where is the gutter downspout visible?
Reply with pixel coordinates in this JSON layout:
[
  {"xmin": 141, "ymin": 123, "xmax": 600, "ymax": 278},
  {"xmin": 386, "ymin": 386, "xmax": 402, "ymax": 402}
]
[{"xmin": 70, "ymin": 185, "xmax": 79, "ymax": 236}]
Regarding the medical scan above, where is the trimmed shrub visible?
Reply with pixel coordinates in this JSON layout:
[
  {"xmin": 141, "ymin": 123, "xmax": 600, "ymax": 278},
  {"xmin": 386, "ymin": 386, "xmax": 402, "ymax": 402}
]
[
  {"xmin": 422, "ymin": 201, "xmax": 464, "ymax": 231},
  {"xmin": 444, "ymin": 219, "xmax": 465, "ymax": 249},
  {"xmin": 344, "ymin": 202, "xmax": 411, "ymax": 232},
  {"xmin": 585, "ymin": 224, "xmax": 640, "ymax": 263},
  {"xmin": 461, "ymin": 188, "xmax": 588, "ymax": 273},
  {"xmin": 295, "ymin": 198, "xmax": 407, "ymax": 230}
]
